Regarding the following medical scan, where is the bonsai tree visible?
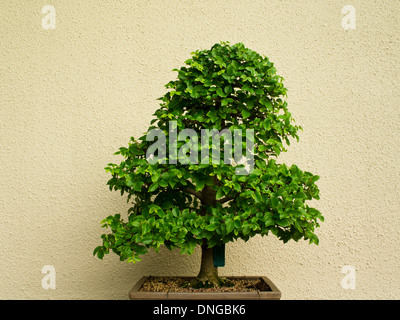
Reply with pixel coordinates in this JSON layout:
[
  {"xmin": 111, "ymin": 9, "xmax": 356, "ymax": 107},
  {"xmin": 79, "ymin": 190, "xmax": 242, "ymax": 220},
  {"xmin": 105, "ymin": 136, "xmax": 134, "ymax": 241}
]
[{"xmin": 94, "ymin": 42, "xmax": 323, "ymax": 286}]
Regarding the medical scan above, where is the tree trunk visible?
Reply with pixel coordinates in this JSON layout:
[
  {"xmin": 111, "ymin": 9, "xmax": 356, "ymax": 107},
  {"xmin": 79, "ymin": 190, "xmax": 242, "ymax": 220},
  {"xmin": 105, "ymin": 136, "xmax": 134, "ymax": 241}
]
[
  {"xmin": 196, "ymin": 184, "xmax": 221, "ymax": 285},
  {"xmin": 196, "ymin": 242, "xmax": 220, "ymax": 285}
]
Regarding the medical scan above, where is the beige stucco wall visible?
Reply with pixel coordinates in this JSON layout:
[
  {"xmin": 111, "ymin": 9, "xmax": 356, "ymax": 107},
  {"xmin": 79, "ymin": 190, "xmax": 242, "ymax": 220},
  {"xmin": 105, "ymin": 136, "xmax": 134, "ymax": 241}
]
[{"xmin": 1, "ymin": 0, "xmax": 399, "ymax": 300}]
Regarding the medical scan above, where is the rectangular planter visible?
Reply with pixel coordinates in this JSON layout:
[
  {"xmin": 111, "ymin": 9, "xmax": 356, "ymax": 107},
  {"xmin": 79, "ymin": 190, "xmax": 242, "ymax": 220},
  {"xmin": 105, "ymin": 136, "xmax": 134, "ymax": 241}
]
[{"xmin": 129, "ymin": 276, "xmax": 281, "ymax": 300}]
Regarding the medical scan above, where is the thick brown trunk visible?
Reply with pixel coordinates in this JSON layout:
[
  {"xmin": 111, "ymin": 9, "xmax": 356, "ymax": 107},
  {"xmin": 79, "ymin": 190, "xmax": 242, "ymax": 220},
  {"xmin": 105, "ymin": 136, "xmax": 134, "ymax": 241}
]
[
  {"xmin": 196, "ymin": 242, "xmax": 220, "ymax": 285},
  {"xmin": 196, "ymin": 183, "xmax": 220, "ymax": 285}
]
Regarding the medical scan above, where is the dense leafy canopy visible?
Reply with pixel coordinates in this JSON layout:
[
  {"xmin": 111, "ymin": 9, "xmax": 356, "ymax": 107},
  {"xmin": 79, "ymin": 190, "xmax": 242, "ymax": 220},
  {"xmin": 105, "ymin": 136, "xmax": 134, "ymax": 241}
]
[{"xmin": 94, "ymin": 42, "xmax": 323, "ymax": 263}]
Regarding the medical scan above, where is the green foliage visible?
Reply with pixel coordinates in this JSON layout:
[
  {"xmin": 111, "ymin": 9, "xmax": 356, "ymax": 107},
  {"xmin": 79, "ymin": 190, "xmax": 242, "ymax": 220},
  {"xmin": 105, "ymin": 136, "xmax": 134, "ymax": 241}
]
[{"xmin": 94, "ymin": 42, "xmax": 323, "ymax": 263}]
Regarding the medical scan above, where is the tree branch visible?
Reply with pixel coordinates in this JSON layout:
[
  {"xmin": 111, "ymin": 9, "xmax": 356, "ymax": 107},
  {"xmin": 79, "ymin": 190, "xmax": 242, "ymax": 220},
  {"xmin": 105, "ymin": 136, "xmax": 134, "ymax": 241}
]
[{"xmin": 184, "ymin": 187, "xmax": 203, "ymax": 201}]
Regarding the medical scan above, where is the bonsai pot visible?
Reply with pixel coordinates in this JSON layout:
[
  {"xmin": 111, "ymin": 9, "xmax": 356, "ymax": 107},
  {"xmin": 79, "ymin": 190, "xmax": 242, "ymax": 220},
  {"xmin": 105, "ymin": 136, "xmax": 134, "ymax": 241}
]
[{"xmin": 129, "ymin": 276, "xmax": 281, "ymax": 300}]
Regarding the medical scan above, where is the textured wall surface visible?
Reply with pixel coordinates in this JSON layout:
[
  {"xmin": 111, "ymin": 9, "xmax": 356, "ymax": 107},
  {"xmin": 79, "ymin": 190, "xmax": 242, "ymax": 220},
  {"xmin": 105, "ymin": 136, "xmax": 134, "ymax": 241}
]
[{"xmin": 1, "ymin": 0, "xmax": 399, "ymax": 299}]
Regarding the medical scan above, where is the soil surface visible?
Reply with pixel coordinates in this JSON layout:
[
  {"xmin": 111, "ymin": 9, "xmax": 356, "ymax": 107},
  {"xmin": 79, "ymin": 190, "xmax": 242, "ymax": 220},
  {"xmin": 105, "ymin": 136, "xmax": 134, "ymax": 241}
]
[{"xmin": 139, "ymin": 276, "xmax": 271, "ymax": 293}]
